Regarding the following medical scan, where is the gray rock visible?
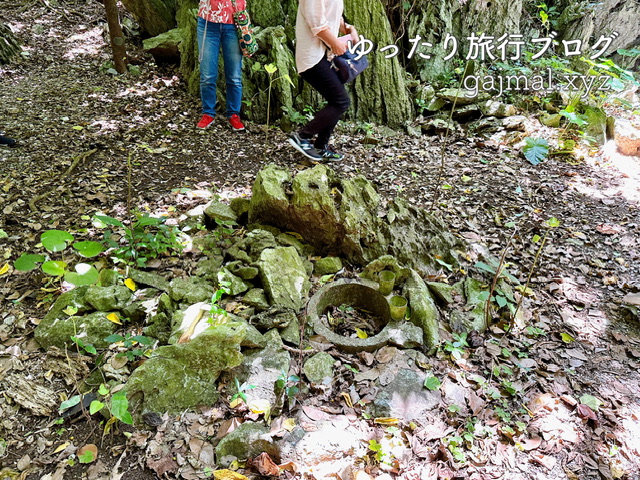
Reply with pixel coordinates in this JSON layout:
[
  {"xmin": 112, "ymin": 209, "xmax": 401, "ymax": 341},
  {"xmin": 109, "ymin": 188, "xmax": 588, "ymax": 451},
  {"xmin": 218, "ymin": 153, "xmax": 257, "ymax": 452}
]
[
  {"xmin": 215, "ymin": 422, "xmax": 278, "ymax": 461},
  {"xmin": 539, "ymin": 112, "xmax": 562, "ymax": 128},
  {"xmin": 258, "ymin": 246, "xmax": 310, "ymax": 311},
  {"xmin": 248, "ymin": 165, "xmax": 463, "ymax": 276},
  {"xmin": 35, "ymin": 311, "xmax": 119, "ymax": 349},
  {"xmin": 226, "ymin": 261, "xmax": 259, "ymax": 280},
  {"xmin": 98, "ymin": 269, "xmax": 119, "ymax": 287},
  {"xmin": 303, "ymin": 352, "xmax": 335, "ymax": 384},
  {"xmin": 427, "ymin": 281, "xmax": 458, "ymax": 304},
  {"xmin": 386, "ymin": 322, "xmax": 424, "ymax": 350},
  {"xmin": 85, "ymin": 286, "xmax": 132, "ymax": 312},
  {"xmin": 204, "ymin": 200, "xmax": 238, "ymax": 224},
  {"xmin": 217, "ymin": 268, "xmax": 252, "ymax": 296},
  {"xmin": 502, "ymin": 115, "xmax": 527, "ymax": 130},
  {"xmin": 371, "ymin": 368, "xmax": 441, "ymax": 420},
  {"xmin": 437, "ymin": 87, "xmax": 480, "ymax": 105},
  {"xmin": 275, "ymin": 233, "xmax": 306, "ymax": 256},
  {"xmin": 245, "ymin": 229, "xmax": 278, "ymax": 260},
  {"xmin": 250, "ymin": 307, "xmax": 296, "ymax": 330},
  {"xmin": 234, "ymin": 330, "xmax": 290, "ymax": 407},
  {"xmin": 230, "ymin": 197, "xmax": 251, "ymax": 220},
  {"xmin": 279, "ymin": 315, "xmax": 300, "ymax": 345},
  {"xmin": 403, "ymin": 270, "xmax": 439, "ymax": 352},
  {"xmin": 129, "ymin": 269, "xmax": 170, "ymax": 292},
  {"xmin": 142, "ymin": 28, "xmax": 183, "ymax": 61},
  {"xmin": 168, "ymin": 278, "xmax": 214, "ymax": 304},
  {"xmin": 243, "ymin": 288, "xmax": 270, "ymax": 311},
  {"xmin": 314, "ymin": 256, "xmax": 343, "ymax": 276},
  {"xmin": 194, "ymin": 256, "xmax": 224, "ymax": 281},
  {"xmin": 126, "ymin": 323, "xmax": 245, "ymax": 414},
  {"xmin": 482, "ymin": 100, "xmax": 517, "ymax": 118}
]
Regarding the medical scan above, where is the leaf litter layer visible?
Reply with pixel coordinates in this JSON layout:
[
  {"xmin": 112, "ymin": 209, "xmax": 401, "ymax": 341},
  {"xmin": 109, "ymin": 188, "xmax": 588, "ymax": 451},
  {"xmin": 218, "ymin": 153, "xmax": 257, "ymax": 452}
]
[{"xmin": 1, "ymin": 1, "xmax": 640, "ymax": 479}]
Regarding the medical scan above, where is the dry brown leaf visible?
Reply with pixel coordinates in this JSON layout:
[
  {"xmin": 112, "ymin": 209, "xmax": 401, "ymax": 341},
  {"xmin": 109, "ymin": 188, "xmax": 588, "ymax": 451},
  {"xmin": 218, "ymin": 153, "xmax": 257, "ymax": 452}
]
[
  {"xmin": 353, "ymin": 470, "xmax": 374, "ymax": 480},
  {"xmin": 253, "ymin": 452, "xmax": 279, "ymax": 476},
  {"xmin": 277, "ymin": 461, "xmax": 297, "ymax": 473},
  {"xmin": 519, "ymin": 436, "xmax": 542, "ymax": 451},
  {"xmin": 596, "ymin": 224, "xmax": 622, "ymax": 235},
  {"xmin": 302, "ymin": 405, "xmax": 328, "ymax": 421},
  {"xmin": 530, "ymin": 453, "xmax": 557, "ymax": 470},
  {"xmin": 147, "ymin": 456, "xmax": 178, "ymax": 476},
  {"xmin": 576, "ymin": 404, "xmax": 598, "ymax": 422}
]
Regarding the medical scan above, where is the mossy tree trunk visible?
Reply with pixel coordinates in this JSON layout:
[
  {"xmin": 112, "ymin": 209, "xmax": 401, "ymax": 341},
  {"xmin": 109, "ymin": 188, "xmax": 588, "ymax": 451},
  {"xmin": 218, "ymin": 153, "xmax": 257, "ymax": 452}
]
[
  {"xmin": 0, "ymin": 22, "xmax": 20, "ymax": 65},
  {"xmin": 120, "ymin": 0, "xmax": 177, "ymax": 36}
]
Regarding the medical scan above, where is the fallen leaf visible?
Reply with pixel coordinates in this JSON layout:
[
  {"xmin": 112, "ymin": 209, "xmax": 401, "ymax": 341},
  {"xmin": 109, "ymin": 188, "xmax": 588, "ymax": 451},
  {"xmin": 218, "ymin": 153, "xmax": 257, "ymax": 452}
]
[
  {"xmin": 0, "ymin": 263, "xmax": 9, "ymax": 275},
  {"xmin": 106, "ymin": 313, "xmax": 122, "ymax": 325},
  {"xmin": 621, "ymin": 293, "xmax": 640, "ymax": 306},
  {"xmin": 78, "ymin": 444, "xmax": 98, "ymax": 464},
  {"xmin": 277, "ymin": 461, "xmax": 297, "ymax": 473},
  {"xmin": 213, "ymin": 469, "xmax": 249, "ymax": 480},
  {"xmin": 531, "ymin": 453, "xmax": 557, "ymax": 470},
  {"xmin": 354, "ymin": 470, "xmax": 375, "ymax": 480},
  {"xmin": 374, "ymin": 417, "xmax": 399, "ymax": 426},
  {"xmin": 147, "ymin": 456, "xmax": 178, "ymax": 476},
  {"xmin": 53, "ymin": 442, "xmax": 70, "ymax": 454},
  {"xmin": 519, "ymin": 436, "xmax": 542, "ymax": 451},
  {"xmin": 576, "ymin": 403, "xmax": 598, "ymax": 422},
  {"xmin": 124, "ymin": 278, "xmax": 136, "ymax": 291},
  {"xmin": 253, "ymin": 453, "xmax": 279, "ymax": 476},
  {"xmin": 596, "ymin": 224, "xmax": 622, "ymax": 235}
]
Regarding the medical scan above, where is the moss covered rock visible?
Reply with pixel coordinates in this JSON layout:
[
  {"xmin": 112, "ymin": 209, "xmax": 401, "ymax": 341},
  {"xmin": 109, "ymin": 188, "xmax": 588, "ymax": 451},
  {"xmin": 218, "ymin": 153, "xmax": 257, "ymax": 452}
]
[{"xmin": 126, "ymin": 323, "xmax": 245, "ymax": 414}]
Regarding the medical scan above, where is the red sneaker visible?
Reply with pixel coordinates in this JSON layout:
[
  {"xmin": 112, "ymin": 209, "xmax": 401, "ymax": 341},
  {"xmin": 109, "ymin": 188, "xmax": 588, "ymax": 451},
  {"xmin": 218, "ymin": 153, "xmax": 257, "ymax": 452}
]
[
  {"xmin": 229, "ymin": 114, "xmax": 245, "ymax": 131},
  {"xmin": 197, "ymin": 114, "xmax": 214, "ymax": 129}
]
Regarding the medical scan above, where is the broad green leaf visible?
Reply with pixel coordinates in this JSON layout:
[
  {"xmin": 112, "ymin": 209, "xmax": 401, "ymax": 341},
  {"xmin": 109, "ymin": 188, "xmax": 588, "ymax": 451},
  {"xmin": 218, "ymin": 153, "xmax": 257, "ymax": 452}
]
[
  {"xmin": 477, "ymin": 291, "xmax": 491, "ymax": 301},
  {"xmin": 580, "ymin": 394, "xmax": 602, "ymax": 411},
  {"xmin": 522, "ymin": 137, "xmax": 549, "ymax": 166},
  {"xmin": 41, "ymin": 230, "xmax": 74, "ymax": 253},
  {"xmin": 59, "ymin": 395, "xmax": 82, "ymax": 413},
  {"xmin": 98, "ymin": 384, "xmax": 110, "ymax": 395},
  {"xmin": 132, "ymin": 335, "xmax": 153, "ymax": 345},
  {"xmin": 475, "ymin": 261, "xmax": 496, "ymax": 275},
  {"xmin": 560, "ymin": 332, "xmax": 575, "ymax": 343},
  {"xmin": 104, "ymin": 334, "xmax": 125, "ymax": 344},
  {"xmin": 89, "ymin": 400, "xmax": 105, "ymax": 415},
  {"xmin": 135, "ymin": 215, "xmax": 162, "ymax": 227},
  {"xmin": 73, "ymin": 241, "xmax": 104, "ymax": 258},
  {"xmin": 63, "ymin": 306, "xmax": 78, "ymax": 316},
  {"xmin": 78, "ymin": 448, "xmax": 96, "ymax": 464},
  {"xmin": 264, "ymin": 63, "xmax": 277, "ymax": 74},
  {"xmin": 42, "ymin": 260, "xmax": 67, "ymax": 276},
  {"xmin": 64, "ymin": 263, "xmax": 99, "ymax": 286},
  {"xmin": 14, "ymin": 253, "xmax": 45, "ymax": 271},
  {"xmin": 93, "ymin": 215, "xmax": 123, "ymax": 228},
  {"xmin": 532, "ymin": 234, "xmax": 541, "ymax": 243},
  {"xmin": 546, "ymin": 217, "xmax": 560, "ymax": 228},
  {"xmin": 495, "ymin": 295, "xmax": 508, "ymax": 308},
  {"xmin": 0, "ymin": 229, "xmax": 7, "ymax": 239},
  {"xmin": 110, "ymin": 391, "xmax": 133, "ymax": 425},
  {"xmin": 424, "ymin": 375, "xmax": 441, "ymax": 391}
]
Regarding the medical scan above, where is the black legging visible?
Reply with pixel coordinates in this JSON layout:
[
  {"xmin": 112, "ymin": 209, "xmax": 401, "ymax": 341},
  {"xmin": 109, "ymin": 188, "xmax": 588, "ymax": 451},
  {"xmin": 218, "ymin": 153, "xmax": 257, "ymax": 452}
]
[{"xmin": 299, "ymin": 56, "xmax": 350, "ymax": 149}]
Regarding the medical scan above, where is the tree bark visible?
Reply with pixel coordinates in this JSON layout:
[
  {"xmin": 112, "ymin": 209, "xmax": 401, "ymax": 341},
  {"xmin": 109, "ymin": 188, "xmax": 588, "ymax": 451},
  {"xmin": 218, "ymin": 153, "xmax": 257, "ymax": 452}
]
[
  {"xmin": 104, "ymin": 0, "xmax": 128, "ymax": 73},
  {"xmin": 0, "ymin": 21, "xmax": 21, "ymax": 65}
]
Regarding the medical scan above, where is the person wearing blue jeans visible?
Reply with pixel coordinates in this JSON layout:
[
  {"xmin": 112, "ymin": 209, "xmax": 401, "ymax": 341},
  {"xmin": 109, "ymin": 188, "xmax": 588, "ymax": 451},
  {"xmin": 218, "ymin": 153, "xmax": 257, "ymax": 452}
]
[{"xmin": 196, "ymin": 0, "xmax": 246, "ymax": 131}]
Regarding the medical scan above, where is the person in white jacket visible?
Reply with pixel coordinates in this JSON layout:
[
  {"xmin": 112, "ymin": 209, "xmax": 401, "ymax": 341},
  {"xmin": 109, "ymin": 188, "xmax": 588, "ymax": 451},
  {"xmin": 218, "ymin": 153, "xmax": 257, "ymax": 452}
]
[{"xmin": 288, "ymin": 0, "xmax": 359, "ymax": 161}]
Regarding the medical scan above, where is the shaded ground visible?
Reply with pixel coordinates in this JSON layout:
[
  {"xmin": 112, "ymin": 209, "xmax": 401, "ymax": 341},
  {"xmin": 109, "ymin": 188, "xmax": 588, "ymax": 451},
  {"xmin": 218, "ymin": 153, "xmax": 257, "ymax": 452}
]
[{"xmin": 1, "ymin": 1, "xmax": 640, "ymax": 479}]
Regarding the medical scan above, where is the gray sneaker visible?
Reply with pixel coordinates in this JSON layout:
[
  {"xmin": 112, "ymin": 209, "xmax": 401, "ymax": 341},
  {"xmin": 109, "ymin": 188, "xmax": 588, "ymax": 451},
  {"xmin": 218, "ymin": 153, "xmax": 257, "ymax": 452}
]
[
  {"xmin": 317, "ymin": 145, "xmax": 344, "ymax": 162},
  {"xmin": 288, "ymin": 132, "xmax": 322, "ymax": 160}
]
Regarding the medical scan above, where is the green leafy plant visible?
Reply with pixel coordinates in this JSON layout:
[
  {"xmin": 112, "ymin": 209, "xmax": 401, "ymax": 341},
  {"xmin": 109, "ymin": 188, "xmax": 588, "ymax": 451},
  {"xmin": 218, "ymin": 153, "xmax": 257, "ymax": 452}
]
[
  {"xmin": 13, "ymin": 229, "xmax": 103, "ymax": 286},
  {"xmin": 208, "ymin": 278, "xmax": 231, "ymax": 325},
  {"xmin": 59, "ymin": 384, "xmax": 132, "ymax": 427},
  {"xmin": 443, "ymin": 332, "xmax": 468, "ymax": 360},
  {"xmin": 264, "ymin": 63, "xmax": 294, "ymax": 140},
  {"xmin": 93, "ymin": 213, "xmax": 183, "ymax": 267},
  {"xmin": 424, "ymin": 374, "xmax": 441, "ymax": 391},
  {"xmin": 276, "ymin": 370, "xmax": 300, "ymax": 402},
  {"xmin": 230, "ymin": 377, "xmax": 256, "ymax": 404},
  {"xmin": 522, "ymin": 137, "xmax": 549, "ymax": 165},
  {"xmin": 104, "ymin": 333, "xmax": 154, "ymax": 361},
  {"xmin": 71, "ymin": 335, "xmax": 97, "ymax": 355}
]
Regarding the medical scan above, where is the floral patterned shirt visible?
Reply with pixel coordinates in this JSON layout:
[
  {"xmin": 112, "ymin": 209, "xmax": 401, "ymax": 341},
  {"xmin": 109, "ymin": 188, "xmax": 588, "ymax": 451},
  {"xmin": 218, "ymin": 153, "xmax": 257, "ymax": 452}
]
[{"xmin": 198, "ymin": 0, "xmax": 246, "ymax": 24}]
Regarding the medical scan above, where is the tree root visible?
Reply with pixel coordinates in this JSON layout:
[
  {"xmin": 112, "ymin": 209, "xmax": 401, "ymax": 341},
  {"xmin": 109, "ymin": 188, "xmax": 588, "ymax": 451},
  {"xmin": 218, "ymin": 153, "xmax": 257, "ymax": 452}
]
[{"xmin": 29, "ymin": 148, "xmax": 97, "ymax": 212}]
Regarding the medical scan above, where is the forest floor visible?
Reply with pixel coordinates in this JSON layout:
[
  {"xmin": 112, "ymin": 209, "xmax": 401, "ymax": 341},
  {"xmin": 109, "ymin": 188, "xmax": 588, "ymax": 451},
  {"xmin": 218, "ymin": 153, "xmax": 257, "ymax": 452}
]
[{"xmin": 2, "ymin": 1, "xmax": 640, "ymax": 480}]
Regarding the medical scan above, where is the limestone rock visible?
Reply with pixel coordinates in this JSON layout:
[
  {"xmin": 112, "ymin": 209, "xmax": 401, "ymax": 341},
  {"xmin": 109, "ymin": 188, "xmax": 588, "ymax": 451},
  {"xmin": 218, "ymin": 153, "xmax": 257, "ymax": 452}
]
[
  {"xmin": 142, "ymin": 28, "xmax": 183, "ymax": 61},
  {"xmin": 437, "ymin": 88, "xmax": 479, "ymax": 106},
  {"xmin": 217, "ymin": 268, "xmax": 252, "ymax": 296},
  {"xmin": 250, "ymin": 307, "xmax": 296, "ymax": 330},
  {"xmin": 314, "ymin": 257, "xmax": 343, "ymax": 276},
  {"xmin": 613, "ymin": 118, "xmax": 640, "ymax": 156},
  {"xmin": 126, "ymin": 323, "xmax": 245, "ymax": 414},
  {"xmin": 248, "ymin": 165, "xmax": 463, "ymax": 276},
  {"xmin": 85, "ymin": 286, "xmax": 132, "ymax": 312},
  {"xmin": 403, "ymin": 270, "xmax": 439, "ymax": 352},
  {"xmin": 233, "ymin": 329, "xmax": 290, "ymax": 407},
  {"xmin": 539, "ymin": 112, "xmax": 562, "ymax": 128},
  {"xmin": 215, "ymin": 422, "xmax": 279, "ymax": 461},
  {"xmin": 129, "ymin": 269, "xmax": 170, "ymax": 292},
  {"xmin": 35, "ymin": 311, "xmax": 118, "ymax": 349},
  {"xmin": 371, "ymin": 368, "xmax": 441, "ymax": 420},
  {"xmin": 303, "ymin": 352, "xmax": 335, "ymax": 384},
  {"xmin": 482, "ymin": 100, "xmax": 517, "ymax": 118},
  {"xmin": 279, "ymin": 315, "xmax": 300, "ymax": 345},
  {"xmin": 168, "ymin": 278, "xmax": 214, "ymax": 304},
  {"xmin": 502, "ymin": 115, "xmax": 527, "ymax": 131},
  {"xmin": 243, "ymin": 288, "xmax": 270, "ymax": 311},
  {"xmin": 258, "ymin": 247, "xmax": 310, "ymax": 311},
  {"xmin": 226, "ymin": 261, "xmax": 259, "ymax": 280},
  {"xmin": 97, "ymin": 269, "xmax": 119, "ymax": 287},
  {"xmin": 204, "ymin": 200, "xmax": 238, "ymax": 225}
]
